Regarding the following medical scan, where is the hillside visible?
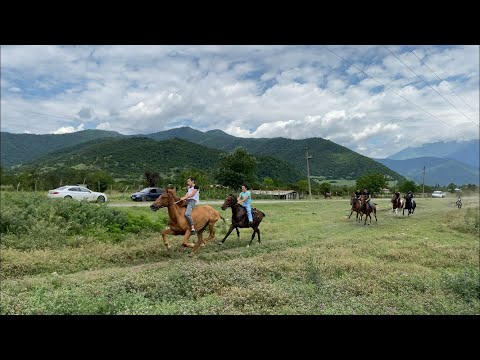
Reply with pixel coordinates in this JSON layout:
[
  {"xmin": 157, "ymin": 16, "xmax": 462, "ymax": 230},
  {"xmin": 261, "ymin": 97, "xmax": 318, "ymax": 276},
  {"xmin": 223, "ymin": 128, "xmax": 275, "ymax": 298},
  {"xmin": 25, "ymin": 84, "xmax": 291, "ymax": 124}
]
[
  {"xmin": 3, "ymin": 127, "xmax": 405, "ymax": 182},
  {"xmin": 375, "ymin": 157, "xmax": 480, "ymax": 186},
  {"xmin": 18, "ymin": 137, "xmax": 304, "ymax": 183},
  {"xmin": 387, "ymin": 139, "xmax": 479, "ymax": 168},
  {"xmin": 0, "ymin": 130, "xmax": 125, "ymax": 166},
  {"xmin": 148, "ymin": 127, "xmax": 404, "ymax": 181}
]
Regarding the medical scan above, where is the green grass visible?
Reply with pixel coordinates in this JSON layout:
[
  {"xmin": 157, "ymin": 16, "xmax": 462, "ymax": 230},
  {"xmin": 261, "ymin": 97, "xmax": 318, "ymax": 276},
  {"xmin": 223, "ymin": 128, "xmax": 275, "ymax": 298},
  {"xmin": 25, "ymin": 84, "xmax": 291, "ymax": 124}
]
[{"xmin": 1, "ymin": 192, "xmax": 479, "ymax": 314}]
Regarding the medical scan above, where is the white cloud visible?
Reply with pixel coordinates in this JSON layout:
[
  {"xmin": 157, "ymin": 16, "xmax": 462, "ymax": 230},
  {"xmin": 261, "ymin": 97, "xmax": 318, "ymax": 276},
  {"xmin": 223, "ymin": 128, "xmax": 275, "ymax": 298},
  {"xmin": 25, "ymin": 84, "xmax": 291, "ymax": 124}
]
[
  {"xmin": 51, "ymin": 123, "xmax": 85, "ymax": 134},
  {"xmin": 1, "ymin": 45, "xmax": 478, "ymax": 158},
  {"xmin": 96, "ymin": 122, "xmax": 111, "ymax": 130}
]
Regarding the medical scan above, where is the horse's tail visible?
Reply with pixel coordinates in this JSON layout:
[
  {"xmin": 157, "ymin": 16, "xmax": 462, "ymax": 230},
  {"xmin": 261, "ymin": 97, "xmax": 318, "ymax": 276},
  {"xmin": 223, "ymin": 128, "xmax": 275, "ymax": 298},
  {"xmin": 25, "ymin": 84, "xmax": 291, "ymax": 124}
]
[{"xmin": 219, "ymin": 214, "xmax": 226, "ymax": 224}]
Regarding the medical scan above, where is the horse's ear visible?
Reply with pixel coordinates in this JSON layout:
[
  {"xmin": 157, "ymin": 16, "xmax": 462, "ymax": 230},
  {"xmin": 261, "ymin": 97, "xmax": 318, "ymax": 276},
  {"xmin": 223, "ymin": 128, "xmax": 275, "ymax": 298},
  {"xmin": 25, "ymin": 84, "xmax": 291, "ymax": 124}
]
[{"xmin": 229, "ymin": 194, "xmax": 233, "ymax": 197}]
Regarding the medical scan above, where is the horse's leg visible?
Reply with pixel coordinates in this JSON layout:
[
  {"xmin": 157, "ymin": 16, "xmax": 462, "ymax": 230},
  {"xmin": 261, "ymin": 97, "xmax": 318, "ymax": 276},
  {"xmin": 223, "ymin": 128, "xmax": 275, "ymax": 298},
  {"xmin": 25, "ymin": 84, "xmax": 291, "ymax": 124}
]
[
  {"xmin": 204, "ymin": 220, "xmax": 216, "ymax": 244},
  {"xmin": 248, "ymin": 227, "xmax": 256, "ymax": 247},
  {"xmin": 218, "ymin": 224, "xmax": 236, "ymax": 245},
  {"xmin": 374, "ymin": 208, "xmax": 377, "ymax": 222},
  {"xmin": 182, "ymin": 230, "xmax": 195, "ymax": 248},
  {"xmin": 189, "ymin": 230, "xmax": 205, "ymax": 256},
  {"xmin": 236, "ymin": 227, "xmax": 240, "ymax": 239},
  {"xmin": 161, "ymin": 228, "xmax": 176, "ymax": 250},
  {"xmin": 348, "ymin": 208, "xmax": 354, "ymax": 219},
  {"xmin": 256, "ymin": 227, "xmax": 261, "ymax": 244}
]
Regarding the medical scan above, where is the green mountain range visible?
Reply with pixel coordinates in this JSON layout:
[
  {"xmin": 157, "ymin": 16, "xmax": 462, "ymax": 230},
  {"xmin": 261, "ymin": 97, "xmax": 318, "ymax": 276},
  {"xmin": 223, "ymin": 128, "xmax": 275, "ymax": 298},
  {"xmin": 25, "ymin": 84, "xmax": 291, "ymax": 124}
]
[{"xmin": 1, "ymin": 127, "xmax": 404, "ymax": 183}]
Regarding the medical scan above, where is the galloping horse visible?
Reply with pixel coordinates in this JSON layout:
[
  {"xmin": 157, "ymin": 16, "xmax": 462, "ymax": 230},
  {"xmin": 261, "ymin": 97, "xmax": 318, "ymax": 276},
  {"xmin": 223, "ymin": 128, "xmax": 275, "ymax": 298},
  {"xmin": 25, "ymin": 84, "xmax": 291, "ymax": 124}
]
[
  {"xmin": 150, "ymin": 188, "xmax": 225, "ymax": 256},
  {"xmin": 360, "ymin": 195, "xmax": 377, "ymax": 226},
  {"xmin": 403, "ymin": 196, "xmax": 416, "ymax": 216},
  {"xmin": 391, "ymin": 194, "xmax": 404, "ymax": 215},
  {"xmin": 324, "ymin": 191, "xmax": 332, "ymax": 199},
  {"xmin": 348, "ymin": 196, "xmax": 363, "ymax": 222},
  {"xmin": 219, "ymin": 195, "xmax": 265, "ymax": 247}
]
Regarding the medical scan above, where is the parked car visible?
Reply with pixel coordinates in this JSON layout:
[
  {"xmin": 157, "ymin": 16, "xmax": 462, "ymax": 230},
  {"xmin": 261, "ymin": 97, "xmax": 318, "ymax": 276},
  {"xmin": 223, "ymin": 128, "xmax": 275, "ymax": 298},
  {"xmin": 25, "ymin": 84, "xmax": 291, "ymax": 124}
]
[
  {"xmin": 131, "ymin": 187, "xmax": 165, "ymax": 201},
  {"xmin": 48, "ymin": 185, "xmax": 108, "ymax": 202},
  {"xmin": 431, "ymin": 191, "xmax": 446, "ymax": 198}
]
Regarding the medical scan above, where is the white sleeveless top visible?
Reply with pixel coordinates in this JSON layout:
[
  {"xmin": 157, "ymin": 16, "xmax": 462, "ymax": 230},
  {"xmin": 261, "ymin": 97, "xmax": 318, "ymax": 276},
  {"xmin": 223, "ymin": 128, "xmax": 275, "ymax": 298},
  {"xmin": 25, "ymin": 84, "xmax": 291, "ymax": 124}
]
[{"xmin": 187, "ymin": 185, "xmax": 200, "ymax": 203}]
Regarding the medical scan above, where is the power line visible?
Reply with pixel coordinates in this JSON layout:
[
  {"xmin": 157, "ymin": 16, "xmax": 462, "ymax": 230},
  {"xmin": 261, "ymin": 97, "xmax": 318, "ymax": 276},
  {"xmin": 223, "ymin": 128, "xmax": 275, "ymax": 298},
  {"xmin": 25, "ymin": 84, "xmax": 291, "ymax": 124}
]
[
  {"xmin": 384, "ymin": 46, "xmax": 479, "ymax": 127},
  {"xmin": 322, "ymin": 46, "xmax": 457, "ymax": 130},
  {"xmin": 406, "ymin": 46, "xmax": 476, "ymax": 112},
  {"xmin": 4, "ymin": 104, "xmax": 76, "ymax": 122}
]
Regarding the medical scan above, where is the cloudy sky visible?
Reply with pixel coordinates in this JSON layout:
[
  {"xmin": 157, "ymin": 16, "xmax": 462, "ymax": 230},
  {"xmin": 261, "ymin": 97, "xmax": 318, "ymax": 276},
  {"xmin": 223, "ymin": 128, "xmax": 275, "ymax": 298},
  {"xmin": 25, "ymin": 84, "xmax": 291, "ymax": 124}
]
[{"xmin": 1, "ymin": 45, "xmax": 478, "ymax": 158}]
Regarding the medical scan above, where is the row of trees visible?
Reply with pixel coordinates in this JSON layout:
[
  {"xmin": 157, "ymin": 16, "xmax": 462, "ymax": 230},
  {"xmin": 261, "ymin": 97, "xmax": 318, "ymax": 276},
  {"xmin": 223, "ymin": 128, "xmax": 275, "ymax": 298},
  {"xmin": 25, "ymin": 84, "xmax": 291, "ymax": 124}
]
[{"xmin": 2, "ymin": 148, "xmax": 478, "ymax": 196}]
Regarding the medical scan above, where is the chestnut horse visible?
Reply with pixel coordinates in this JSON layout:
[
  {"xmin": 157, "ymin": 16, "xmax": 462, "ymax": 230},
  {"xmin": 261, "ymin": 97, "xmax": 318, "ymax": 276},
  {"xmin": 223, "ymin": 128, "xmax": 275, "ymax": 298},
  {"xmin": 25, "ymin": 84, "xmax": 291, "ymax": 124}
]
[
  {"xmin": 150, "ymin": 188, "xmax": 225, "ymax": 256},
  {"xmin": 219, "ymin": 195, "xmax": 265, "ymax": 247},
  {"xmin": 348, "ymin": 196, "xmax": 363, "ymax": 222}
]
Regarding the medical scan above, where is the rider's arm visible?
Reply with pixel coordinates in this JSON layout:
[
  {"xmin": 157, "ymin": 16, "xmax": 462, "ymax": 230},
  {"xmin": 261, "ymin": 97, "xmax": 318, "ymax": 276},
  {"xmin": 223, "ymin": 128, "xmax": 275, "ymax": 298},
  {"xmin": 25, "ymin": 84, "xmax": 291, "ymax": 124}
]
[{"xmin": 181, "ymin": 188, "xmax": 197, "ymax": 201}]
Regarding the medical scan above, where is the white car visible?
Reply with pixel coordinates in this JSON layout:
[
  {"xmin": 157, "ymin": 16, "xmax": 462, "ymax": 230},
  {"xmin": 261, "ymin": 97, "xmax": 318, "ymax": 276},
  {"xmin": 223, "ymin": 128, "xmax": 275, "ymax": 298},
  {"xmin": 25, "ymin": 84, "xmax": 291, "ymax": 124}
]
[
  {"xmin": 48, "ymin": 185, "xmax": 108, "ymax": 203},
  {"xmin": 431, "ymin": 191, "xmax": 446, "ymax": 198}
]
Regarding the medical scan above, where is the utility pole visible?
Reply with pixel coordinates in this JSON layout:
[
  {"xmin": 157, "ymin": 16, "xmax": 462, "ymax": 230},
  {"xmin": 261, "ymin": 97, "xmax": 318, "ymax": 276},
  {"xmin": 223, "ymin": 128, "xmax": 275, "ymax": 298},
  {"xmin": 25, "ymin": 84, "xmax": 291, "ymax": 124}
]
[
  {"xmin": 305, "ymin": 146, "xmax": 312, "ymax": 199},
  {"xmin": 422, "ymin": 166, "xmax": 426, "ymax": 198}
]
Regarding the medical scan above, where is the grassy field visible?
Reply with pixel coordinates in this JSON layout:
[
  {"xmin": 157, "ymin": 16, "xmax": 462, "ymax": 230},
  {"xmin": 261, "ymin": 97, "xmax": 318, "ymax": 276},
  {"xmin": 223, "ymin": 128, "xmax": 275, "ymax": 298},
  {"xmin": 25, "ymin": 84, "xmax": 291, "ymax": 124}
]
[{"xmin": 1, "ymin": 191, "xmax": 478, "ymax": 314}]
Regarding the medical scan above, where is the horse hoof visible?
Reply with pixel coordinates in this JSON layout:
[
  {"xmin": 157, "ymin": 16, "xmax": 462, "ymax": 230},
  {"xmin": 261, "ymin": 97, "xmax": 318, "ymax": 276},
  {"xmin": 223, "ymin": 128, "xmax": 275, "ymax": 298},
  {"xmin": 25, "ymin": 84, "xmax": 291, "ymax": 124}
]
[
  {"xmin": 217, "ymin": 242, "xmax": 223, "ymax": 245},
  {"xmin": 188, "ymin": 252, "xmax": 195, "ymax": 257},
  {"xmin": 246, "ymin": 245, "xmax": 250, "ymax": 248}
]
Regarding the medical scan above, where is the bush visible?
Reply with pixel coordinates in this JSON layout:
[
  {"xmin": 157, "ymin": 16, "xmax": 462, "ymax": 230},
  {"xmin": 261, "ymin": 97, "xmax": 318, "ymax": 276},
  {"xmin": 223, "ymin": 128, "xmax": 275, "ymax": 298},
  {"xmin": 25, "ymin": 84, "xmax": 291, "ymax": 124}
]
[{"xmin": 0, "ymin": 192, "xmax": 166, "ymax": 250}]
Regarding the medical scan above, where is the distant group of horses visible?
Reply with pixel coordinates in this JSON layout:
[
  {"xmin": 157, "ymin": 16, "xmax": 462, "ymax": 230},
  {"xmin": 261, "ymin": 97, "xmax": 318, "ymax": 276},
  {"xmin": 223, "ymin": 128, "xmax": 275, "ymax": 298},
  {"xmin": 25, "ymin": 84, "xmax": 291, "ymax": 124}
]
[
  {"xmin": 391, "ymin": 194, "xmax": 416, "ymax": 216},
  {"xmin": 348, "ymin": 195, "xmax": 378, "ymax": 226},
  {"xmin": 348, "ymin": 192, "xmax": 417, "ymax": 226}
]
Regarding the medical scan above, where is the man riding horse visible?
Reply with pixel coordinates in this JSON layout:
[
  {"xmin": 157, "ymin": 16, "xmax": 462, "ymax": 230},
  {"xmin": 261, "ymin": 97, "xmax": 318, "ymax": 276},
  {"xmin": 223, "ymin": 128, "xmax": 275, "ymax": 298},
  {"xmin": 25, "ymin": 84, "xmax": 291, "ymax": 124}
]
[{"xmin": 362, "ymin": 188, "xmax": 372, "ymax": 211}]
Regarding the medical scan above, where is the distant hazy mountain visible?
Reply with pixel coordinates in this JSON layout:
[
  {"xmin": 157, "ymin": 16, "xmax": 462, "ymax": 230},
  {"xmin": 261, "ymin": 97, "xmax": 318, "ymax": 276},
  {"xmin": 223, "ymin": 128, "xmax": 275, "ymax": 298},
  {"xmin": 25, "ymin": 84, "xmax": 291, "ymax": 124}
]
[
  {"xmin": 387, "ymin": 139, "xmax": 479, "ymax": 168},
  {"xmin": 375, "ymin": 157, "xmax": 480, "ymax": 186}
]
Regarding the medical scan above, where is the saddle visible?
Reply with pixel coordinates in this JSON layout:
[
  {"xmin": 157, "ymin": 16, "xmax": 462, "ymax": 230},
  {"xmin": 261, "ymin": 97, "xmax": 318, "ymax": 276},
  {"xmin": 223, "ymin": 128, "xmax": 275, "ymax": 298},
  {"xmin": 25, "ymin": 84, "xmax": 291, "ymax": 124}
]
[{"xmin": 244, "ymin": 208, "xmax": 258, "ymax": 222}]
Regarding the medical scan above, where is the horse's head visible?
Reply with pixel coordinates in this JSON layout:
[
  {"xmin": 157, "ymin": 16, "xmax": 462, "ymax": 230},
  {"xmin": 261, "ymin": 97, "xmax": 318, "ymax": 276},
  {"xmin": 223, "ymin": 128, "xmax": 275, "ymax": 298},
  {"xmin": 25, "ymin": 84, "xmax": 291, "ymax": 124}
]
[
  {"xmin": 150, "ymin": 192, "xmax": 170, "ymax": 211},
  {"xmin": 221, "ymin": 194, "xmax": 237, "ymax": 210}
]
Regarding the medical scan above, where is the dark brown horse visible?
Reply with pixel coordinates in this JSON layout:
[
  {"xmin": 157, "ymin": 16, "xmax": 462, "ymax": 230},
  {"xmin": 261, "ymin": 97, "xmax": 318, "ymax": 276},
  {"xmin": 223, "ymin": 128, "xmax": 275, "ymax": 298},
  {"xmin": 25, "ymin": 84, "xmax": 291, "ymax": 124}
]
[
  {"xmin": 403, "ymin": 196, "xmax": 416, "ymax": 216},
  {"xmin": 150, "ymin": 188, "xmax": 225, "ymax": 256},
  {"xmin": 348, "ymin": 196, "xmax": 363, "ymax": 222},
  {"xmin": 219, "ymin": 195, "xmax": 265, "ymax": 247},
  {"xmin": 324, "ymin": 191, "xmax": 332, "ymax": 199},
  {"xmin": 360, "ymin": 195, "xmax": 377, "ymax": 226}
]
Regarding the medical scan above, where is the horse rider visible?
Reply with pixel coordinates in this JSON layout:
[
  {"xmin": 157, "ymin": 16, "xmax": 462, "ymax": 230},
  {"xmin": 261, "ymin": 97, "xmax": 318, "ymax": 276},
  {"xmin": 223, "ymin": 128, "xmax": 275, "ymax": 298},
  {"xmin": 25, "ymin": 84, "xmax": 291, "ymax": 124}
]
[
  {"xmin": 180, "ymin": 177, "xmax": 200, "ymax": 234},
  {"xmin": 394, "ymin": 190, "xmax": 401, "ymax": 203},
  {"xmin": 237, "ymin": 183, "xmax": 253, "ymax": 225},
  {"xmin": 362, "ymin": 187, "xmax": 372, "ymax": 210},
  {"xmin": 456, "ymin": 196, "xmax": 462, "ymax": 206},
  {"xmin": 355, "ymin": 189, "xmax": 361, "ymax": 199},
  {"xmin": 406, "ymin": 190, "xmax": 415, "ymax": 205}
]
